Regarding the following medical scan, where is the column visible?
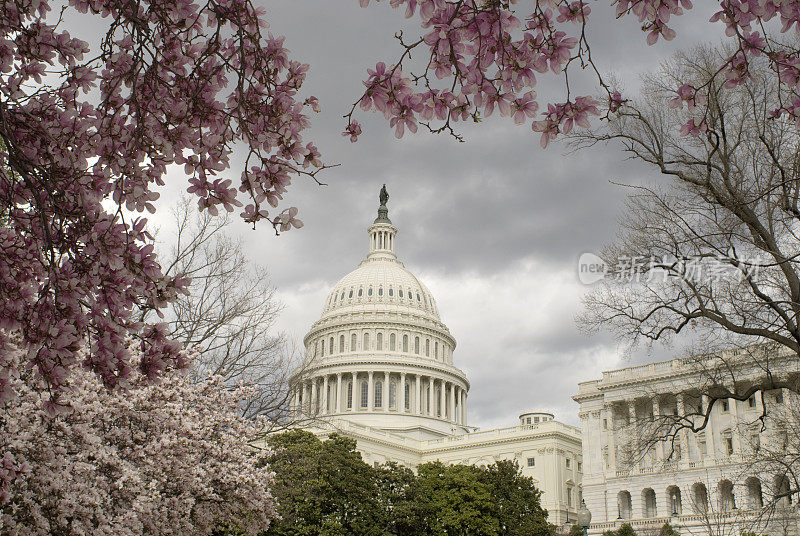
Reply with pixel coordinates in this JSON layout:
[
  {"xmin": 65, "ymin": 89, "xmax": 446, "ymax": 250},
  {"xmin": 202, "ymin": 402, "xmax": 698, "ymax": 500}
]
[
  {"xmin": 310, "ymin": 378, "xmax": 318, "ymax": 415},
  {"xmin": 676, "ymin": 392, "xmax": 689, "ymax": 461},
  {"xmin": 336, "ymin": 373, "xmax": 343, "ymax": 413},
  {"xmin": 322, "ymin": 375, "xmax": 329, "ymax": 414},
  {"xmin": 304, "ymin": 381, "xmax": 311, "ymax": 415},
  {"xmin": 652, "ymin": 396, "xmax": 664, "ymax": 462},
  {"xmin": 384, "ymin": 371, "xmax": 390, "ymax": 409},
  {"xmin": 461, "ymin": 390, "xmax": 467, "ymax": 425},
  {"xmin": 606, "ymin": 404, "xmax": 617, "ymax": 473},
  {"xmin": 439, "ymin": 379, "xmax": 446, "ymax": 418},
  {"xmin": 292, "ymin": 386, "xmax": 299, "ymax": 418},
  {"xmin": 729, "ymin": 395, "xmax": 741, "ymax": 454},
  {"xmin": 400, "ymin": 372, "xmax": 407, "ymax": 412},
  {"xmin": 448, "ymin": 383, "xmax": 455, "ymax": 422},
  {"xmin": 702, "ymin": 394, "xmax": 715, "ymax": 460},
  {"xmin": 368, "ymin": 371, "xmax": 374, "ymax": 411},
  {"xmin": 351, "ymin": 371, "xmax": 358, "ymax": 411},
  {"xmin": 416, "ymin": 374, "xmax": 423, "ymax": 414},
  {"xmin": 427, "ymin": 377, "xmax": 433, "ymax": 415}
]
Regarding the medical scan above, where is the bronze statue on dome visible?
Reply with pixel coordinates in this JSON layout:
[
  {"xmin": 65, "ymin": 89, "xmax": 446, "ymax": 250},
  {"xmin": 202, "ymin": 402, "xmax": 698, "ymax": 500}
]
[{"xmin": 379, "ymin": 184, "xmax": 389, "ymax": 207}]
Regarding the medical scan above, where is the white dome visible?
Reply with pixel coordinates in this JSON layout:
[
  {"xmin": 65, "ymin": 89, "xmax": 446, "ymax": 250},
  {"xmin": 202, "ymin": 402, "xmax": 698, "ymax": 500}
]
[
  {"xmin": 321, "ymin": 257, "xmax": 440, "ymax": 319},
  {"xmin": 291, "ymin": 194, "xmax": 469, "ymax": 439}
]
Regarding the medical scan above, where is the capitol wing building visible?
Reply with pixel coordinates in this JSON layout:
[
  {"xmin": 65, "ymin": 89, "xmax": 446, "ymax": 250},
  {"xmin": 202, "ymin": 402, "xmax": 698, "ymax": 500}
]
[
  {"xmin": 575, "ymin": 350, "xmax": 799, "ymax": 536},
  {"xmin": 288, "ymin": 194, "xmax": 583, "ymax": 525}
]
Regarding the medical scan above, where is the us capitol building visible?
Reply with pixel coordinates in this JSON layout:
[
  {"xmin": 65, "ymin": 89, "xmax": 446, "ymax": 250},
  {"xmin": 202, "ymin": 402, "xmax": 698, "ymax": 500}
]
[{"xmin": 288, "ymin": 188, "xmax": 583, "ymax": 525}]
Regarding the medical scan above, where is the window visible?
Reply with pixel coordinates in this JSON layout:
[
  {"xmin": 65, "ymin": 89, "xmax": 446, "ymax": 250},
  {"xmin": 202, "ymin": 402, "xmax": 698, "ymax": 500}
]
[
  {"xmin": 347, "ymin": 382, "xmax": 353, "ymax": 409},
  {"xmin": 527, "ymin": 457, "xmax": 535, "ymax": 467},
  {"xmin": 399, "ymin": 289, "xmax": 403, "ymax": 297},
  {"xmin": 377, "ymin": 333, "xmax": 383, "ymax": 351},
  {"xmin": 368, "ymin": 287, "xmax": 373, "ymax": 296},
  {"xmin": 534, "ymin": 416, "xmax": 539, "ymax": 423},
  {"xmin": 333, "ymin": 293, "xmax": 337, "ymax": 302},
  {"xmin": 425, "ymin": 339, "xmax": 430, "ymax": 356},
  {"xmin": 417, "ymin": 293, "xmax": 421, "ymax": 301},
  {"xmin": 358, "ymin": 288, "xmax": 363, "ymax": 297},
  {"xmin": 351, "ymin": 333, "xmax": 356, "ymax": 351},
  {"xmin": 721, "ymin": 400, "xmax": 729, "ymax": 412},
  {"xmin": 348, "ymin": 289, "xmax": 353, "ymax": 298},
  {"xmin": 751, "ymin": 434, "xmax": 760, "ymax": 452},
  {"xmin": 388, "ymin": 287, "xmax": 393, "ymax": 296},
  {"xmin": 340, "ymin": 291, "xmax": 344, "ymax": 300},
  {"xmin": 603, "ymin": 418, "xmax": 608, "ymax": 430},
  {"xmin": 577, "ymin": 462, "xmax": 582, "ymax": 472},
  {"xmin": 402, "ymin": 335, "xmax": 408, "ymax": 352},
  {"xmin": 775, "ymin": 391, "xmax": 784, "ymax": 404},
  {"xmin": 363, "ymin": 332, "xmax": 369, "ymax": 350},
  {"xmin": 435, "ymin": 341, "xmax": 439, "ymax": 359},
  {"xmin": 726, "ymin": 437, "xmax": 734, "ymax": 455},
  {"xmin": 414, "ymin": 337, "xmax": 420, "ymax": 354},
  {"xmin": 339, "ymin": 334, "xmax": 345, "ymax": 352},
  {"xmin": 321, "ymin": 340, "xmax": 325, "ymax": 357},
  {"xmin": 404, "ymin": 383, "xmax": 410, "ymax": 409},
  {"xmin": 375, "ymin": 381, "xmax": 383, "ymax": 408},
  {"xmin": 329, "ymin": 337, "xmax": 334, "ymax": 354},
  {"xmin": 699, "ymin": 439, "xmax": 707, "ymax": 455},
  {"xmin": 389, "ymin": 382, "xmax": 396, "ymax": 409},
  {"xmin": 360, "ymin": 381, "xmax": 368, "ymax": 408},
  {"xmin": 566, "ymin": 458, "xmax": 571, "ymax": 468},
  {"xmin": 567, "ymin": 487, "xmax": 573, "ymax": 507},
  {"xmin": 748, "ymin": 396, "xmax": 756, "ymax": 408},
  {"xmin": 378, "ymin": 287, "xmax": 383, "ymax": 296},
  {"xmin": 526, "ymin": 417, "xmax": 531, "ymax": 424},
  {"xmin": 408, "ymin": 288, "xmax": 412, "ymax": 300},
  {"xmin": 390, "ymin": 333, "xmax": 396, "ymax": 351}
]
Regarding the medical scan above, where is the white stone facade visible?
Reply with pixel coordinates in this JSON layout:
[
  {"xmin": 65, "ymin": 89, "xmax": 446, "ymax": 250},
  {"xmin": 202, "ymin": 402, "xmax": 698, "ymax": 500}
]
[
  {"xmin": 574, "ymin": 352, "xmax": 799, "ymax": 536},
  {"xmin": 288, "ymin": 199, "xmax": 582, "ymax": 524}
]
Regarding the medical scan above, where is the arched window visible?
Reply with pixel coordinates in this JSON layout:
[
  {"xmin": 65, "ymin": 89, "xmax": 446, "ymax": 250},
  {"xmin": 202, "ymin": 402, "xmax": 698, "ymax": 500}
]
[
  {"xmin": 375, "ymin": 381, "xmax": 383, "ymax": 408},
  {"xmin": 390, "ymin": 333, "xmax": 396, "ymax": 351},
  {"xmin": 399, "ymin": 289, "xmax": 403, "ymax": 298},
  {"xmin": 363, "ymin": 332, "xmax": 369, "ymax": 350},
  {"xmin": 417, "ymin": 293, "xmax": 421, "ymax": 302},
  {"xmin": 414, "ymin": 337, "xmax": 420, "ymax": 354},
  {"xmin": 692, "ymin": 483, "xmax": 709, "ymax": 513},
  {"xmin": 321, "ymin": 339, "xmax": 325, "ymax": 357},
  {"xmin": 405, "ymin": 383, "xmax": 410, "ymax": 409},
  {"xmin": 368, "ymin": 287, "xmax": 373, "ymax": 296},
  {"xmin": 436, "ymin": 387, "xmax": 442, "ymax": 416},
  {"xmin": 377, "ymin": 333, "xmax": 383, "ymax": 350},
  {"xmin": 358, "ymin": 288, "xmax": 363, "ymax": 297},
  {"xmin": 351, "ymin": 333, "xmax": 357, "ymax": 351},
  {"xmin": 360, "ymin": 381, "xmax": 368, "ymax": 408},
  {"xmin": 378, "ymin": 287, "xmax": 383, "ymax": 296},
  {"xmin": 348, "ymin": 289, "xmax": 353, "ymax": 298},
  {"xmin": 666, "ymin": 485, "xmax": 682, "ymax": 515},
  {"xmin": 339, "ymin": 334, "xmax": 345, "ymax": 352},
  {"xmin": 389, "ymin": 382, "xmax": 396, "ymax": 409},
  {"xmin": 333, "ymin": 293, "xmax": 337, "ymax": 302},
  {"xmin": 403, "ymin": 335, "xmax": 408, "ymax": 352},
  {"xmin": 347, "ymin": 382, "xmax": 353, "ymax": 409},
  {"xmin": 425, "ymin": 339, "xmax": 430, "ymax": 356},
  {"xmin": 435, "ymin": 341, "xmax": 439, "ymax": 359},
  {"xmin": 340, "ymin": 291, "xmax": 345, "ymax": 301},
  {"xmin": 618, "ymin": 491, "xmax": 632, "ymax": 519},
  {"xmin": 642, "ymin": 488, "xmax": 657, "ymax": 518},
  {"xmin": 388, "ymin": 287, "xmax": 393, "ymax": 297},
  {"xmin": 329, "ymin": 337, "xmax": 334, "ymax": 354},
  {"xmin": 719, "ymin": 480, "xmax": 735, "ymax": 511}
]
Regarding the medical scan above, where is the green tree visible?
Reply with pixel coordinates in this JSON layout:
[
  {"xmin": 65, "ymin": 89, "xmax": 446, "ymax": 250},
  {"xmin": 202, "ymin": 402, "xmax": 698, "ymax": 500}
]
[
  {"xmin": 617, "ymin": 523, "xmax": 637, "ymax": 536},
  {"xmin": 480, "ymin": 460, "xmax": 554, "ymax": 536},
  {"xmin": 375, "ymin": 462, "xmax": 417, "ymax": 535},
  {"xmin": 659, "ymin": 522, "xmax": 680, "ymax": 536},
  {"xmin": 569, "ymin": 525, "xmax": 586, "ymax": 536},
  {"xmin": 265, "ymin": 431, "xmax": 386, "ymax": 536},
  {"xmin": 405, "ymin": 461, "xmax": 499, "ymax": 536}
]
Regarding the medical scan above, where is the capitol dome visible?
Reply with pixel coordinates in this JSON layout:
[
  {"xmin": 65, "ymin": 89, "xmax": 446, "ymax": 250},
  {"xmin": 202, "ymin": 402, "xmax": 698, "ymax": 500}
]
[{"xmin": 290, "ymin": 190, "xmax": 470, "ymax": 439}]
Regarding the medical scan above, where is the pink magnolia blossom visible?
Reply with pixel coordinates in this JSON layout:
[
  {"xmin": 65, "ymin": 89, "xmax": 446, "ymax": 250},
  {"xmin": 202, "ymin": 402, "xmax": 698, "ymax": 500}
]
[{"xmin": 680, "ymin": 117, "xmax": 708, "ymax": 137}]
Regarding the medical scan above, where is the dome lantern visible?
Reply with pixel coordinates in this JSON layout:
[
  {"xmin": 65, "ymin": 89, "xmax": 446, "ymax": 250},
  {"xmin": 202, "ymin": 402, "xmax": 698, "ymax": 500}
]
[{"xmin": 368, "ymin": 184, "xmax": 397, "ymax": 259}]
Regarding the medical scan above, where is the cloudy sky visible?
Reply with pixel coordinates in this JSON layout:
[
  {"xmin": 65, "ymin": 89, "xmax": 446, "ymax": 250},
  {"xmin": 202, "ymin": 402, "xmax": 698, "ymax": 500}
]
[{"xmin": 150, "ymin": 1, "xmax": 723, "ymax": 429}]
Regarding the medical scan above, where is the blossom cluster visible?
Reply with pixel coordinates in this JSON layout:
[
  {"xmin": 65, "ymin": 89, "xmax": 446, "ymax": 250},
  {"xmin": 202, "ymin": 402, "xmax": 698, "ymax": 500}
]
[
  {"xmin": 0, "ymin": 0, "xmax": 320, "ymax": 411},
  {"xmin": 0, "ymin": 340, "xmax": 276, "ymax": 534},
  {"xmin": 351, "ymin": 0, "xmax": 800, "ymax": 144}
]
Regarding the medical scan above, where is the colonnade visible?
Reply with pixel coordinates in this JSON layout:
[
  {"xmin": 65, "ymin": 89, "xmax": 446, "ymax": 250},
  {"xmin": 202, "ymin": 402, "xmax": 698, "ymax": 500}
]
[{"xmin": 293, "ymin": 370, "xmax": 467, "ymax": 425}]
